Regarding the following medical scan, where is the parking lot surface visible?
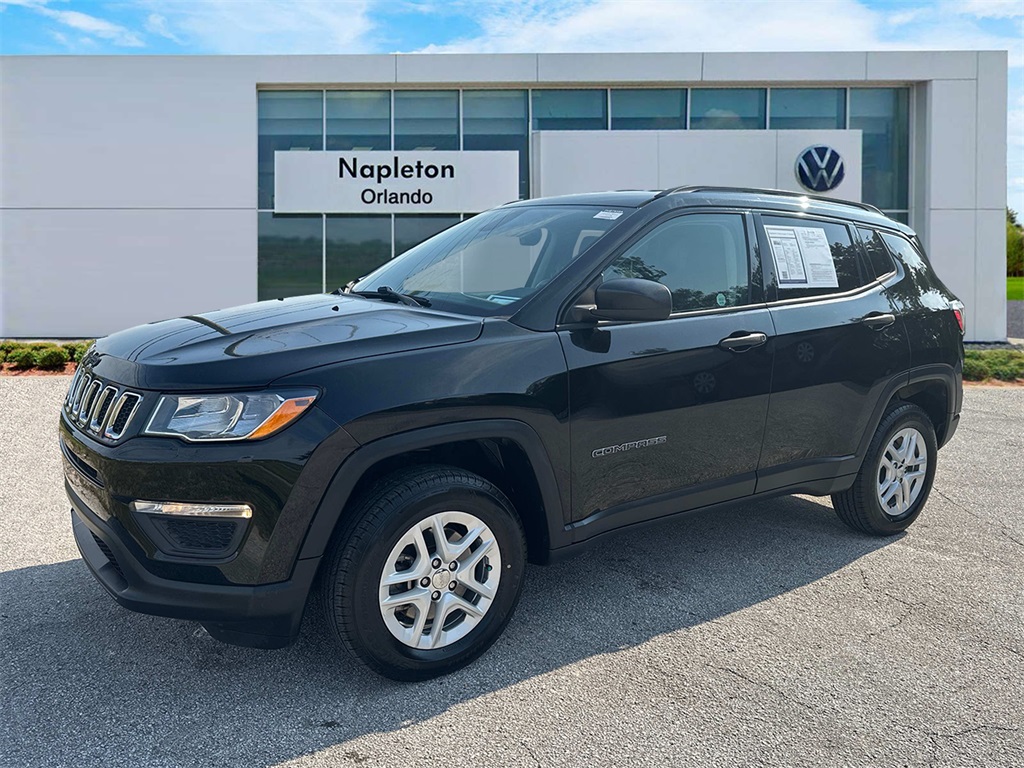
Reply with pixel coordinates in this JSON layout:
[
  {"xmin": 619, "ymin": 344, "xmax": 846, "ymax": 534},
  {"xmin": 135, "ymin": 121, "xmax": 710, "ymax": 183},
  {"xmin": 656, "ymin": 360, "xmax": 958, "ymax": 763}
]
[{"xmin": 1, "ymin": 377, "xmax": 1021, "ymax": 767}]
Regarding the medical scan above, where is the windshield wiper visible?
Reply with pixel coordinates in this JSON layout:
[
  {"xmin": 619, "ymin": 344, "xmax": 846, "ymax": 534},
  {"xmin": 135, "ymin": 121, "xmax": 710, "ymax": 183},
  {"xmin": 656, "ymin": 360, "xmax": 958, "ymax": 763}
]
[{"xmin": 343, "ymin": 285, "xmax": 431, "ymax": 307}]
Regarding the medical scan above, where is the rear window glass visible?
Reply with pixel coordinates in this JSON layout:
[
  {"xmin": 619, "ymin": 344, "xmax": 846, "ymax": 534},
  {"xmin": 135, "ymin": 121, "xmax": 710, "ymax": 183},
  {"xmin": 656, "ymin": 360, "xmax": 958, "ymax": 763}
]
[{"xmin": 761, "ymin": 215, "xmax": 868, "ymax": 299}]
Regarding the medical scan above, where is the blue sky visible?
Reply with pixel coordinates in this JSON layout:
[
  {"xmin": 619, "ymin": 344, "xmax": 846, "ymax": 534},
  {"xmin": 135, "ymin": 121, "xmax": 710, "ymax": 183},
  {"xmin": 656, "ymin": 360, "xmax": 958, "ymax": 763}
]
[{"xmin": 1, "ymin": 0, "xmax": 1022, "ymax": 210}]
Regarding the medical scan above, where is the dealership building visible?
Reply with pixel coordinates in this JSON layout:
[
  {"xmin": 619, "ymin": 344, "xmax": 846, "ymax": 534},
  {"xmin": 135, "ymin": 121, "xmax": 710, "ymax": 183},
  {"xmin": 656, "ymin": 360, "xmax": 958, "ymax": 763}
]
[{"xmin": 0, "ymin": 50, "xmax": 1008, "ymax": 340}]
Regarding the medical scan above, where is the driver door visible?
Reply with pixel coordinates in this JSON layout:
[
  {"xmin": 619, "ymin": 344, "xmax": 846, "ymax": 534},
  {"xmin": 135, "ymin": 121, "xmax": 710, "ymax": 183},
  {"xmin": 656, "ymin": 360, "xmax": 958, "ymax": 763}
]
[{"xmin": 558, "ymin": 211, "xmax": 773, "ymax": 527}]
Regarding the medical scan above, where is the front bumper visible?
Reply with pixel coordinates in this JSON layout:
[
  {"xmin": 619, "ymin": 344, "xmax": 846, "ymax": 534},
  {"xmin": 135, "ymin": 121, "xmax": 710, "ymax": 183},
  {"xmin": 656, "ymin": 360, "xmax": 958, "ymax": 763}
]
[{"xmin": 70, "ymin": 481, "xmax": 318, "ymax": 648}]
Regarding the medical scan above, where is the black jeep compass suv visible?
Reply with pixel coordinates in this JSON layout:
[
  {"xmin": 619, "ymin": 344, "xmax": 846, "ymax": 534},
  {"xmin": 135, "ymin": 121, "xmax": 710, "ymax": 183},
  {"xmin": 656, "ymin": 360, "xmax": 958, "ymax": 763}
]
[{"xmin": 61, "ymin": 186, "xmax": 964, "ymax": 680}]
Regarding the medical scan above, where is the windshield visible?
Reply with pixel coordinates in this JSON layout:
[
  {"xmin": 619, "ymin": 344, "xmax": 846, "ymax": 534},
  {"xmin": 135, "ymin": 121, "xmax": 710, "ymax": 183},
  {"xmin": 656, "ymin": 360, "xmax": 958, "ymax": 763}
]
[{"xmin": 350, "ymin": 205, "xmax": 628, "ymax": 316}]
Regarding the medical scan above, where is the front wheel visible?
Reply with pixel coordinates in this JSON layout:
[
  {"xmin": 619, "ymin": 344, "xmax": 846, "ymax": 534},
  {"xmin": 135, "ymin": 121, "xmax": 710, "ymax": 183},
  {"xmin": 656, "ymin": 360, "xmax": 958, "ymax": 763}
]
[
  {"xmin": 832, "ymin": 402, "xmax": 938, "ymax": 536},
  {"xmin": 322, "ymin": 465, "xmax": 526, "ymax": 681}
]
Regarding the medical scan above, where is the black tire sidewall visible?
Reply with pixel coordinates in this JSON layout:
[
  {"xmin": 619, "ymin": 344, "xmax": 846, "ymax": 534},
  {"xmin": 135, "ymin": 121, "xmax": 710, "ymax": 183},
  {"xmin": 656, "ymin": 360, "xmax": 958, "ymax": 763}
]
[
  {"xmin": 341, "ymin": 481, "xmax": 525, "ymax": 679},
  {"xmin": 858, "ymin": 405, "xmax": 938, "ymax": 534}
]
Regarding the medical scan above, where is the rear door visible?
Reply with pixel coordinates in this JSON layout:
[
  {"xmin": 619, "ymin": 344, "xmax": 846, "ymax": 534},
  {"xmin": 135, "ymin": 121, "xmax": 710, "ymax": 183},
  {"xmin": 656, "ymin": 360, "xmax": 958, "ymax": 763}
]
[
  {"xmin": 559, "ymin": 211, "xmax": 774, "ymax": 528},
  {"xmin": 755, "ymin": 213, "xmax": 910, "ymax": 492}
]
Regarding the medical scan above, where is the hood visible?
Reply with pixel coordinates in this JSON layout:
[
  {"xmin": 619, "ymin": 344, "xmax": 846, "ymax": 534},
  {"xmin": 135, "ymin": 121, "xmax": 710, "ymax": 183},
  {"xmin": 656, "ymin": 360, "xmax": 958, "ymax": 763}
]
[{"xmin": 90, "ymin": 294, "xmax": 483, "ymax": 390}]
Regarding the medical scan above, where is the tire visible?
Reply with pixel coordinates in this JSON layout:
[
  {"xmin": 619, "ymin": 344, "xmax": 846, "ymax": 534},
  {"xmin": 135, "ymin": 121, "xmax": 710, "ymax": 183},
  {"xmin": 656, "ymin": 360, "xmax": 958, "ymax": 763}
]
[
  {"xmin": 831, "ymin": 401, "xmax": 938, "ymax": 536},
  {"xmin": 321, "ymin": 464, "xmax": 527, "ymax": 681}
]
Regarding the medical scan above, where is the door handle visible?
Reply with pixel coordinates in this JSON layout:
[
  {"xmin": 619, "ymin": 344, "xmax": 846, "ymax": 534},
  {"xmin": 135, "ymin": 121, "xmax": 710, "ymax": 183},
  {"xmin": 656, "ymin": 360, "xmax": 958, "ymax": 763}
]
[
  {"xmin": 718, "ymin": 332, "xmax": 768, "ymax": 352},
  {"xmin": 861, "ymin": 312, "xmax": 896, "ymax": 330}
]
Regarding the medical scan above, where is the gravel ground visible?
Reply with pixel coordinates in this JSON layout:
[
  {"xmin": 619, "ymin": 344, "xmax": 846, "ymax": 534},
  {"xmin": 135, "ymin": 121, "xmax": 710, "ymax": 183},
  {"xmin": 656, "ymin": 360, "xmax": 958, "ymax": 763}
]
[
  {"xmin": 1, "ymin": 377, "xmax": 1022, "ymax": 768},
  {"xmin": 1008, "ymin": 300, "xmax": 1023, "ymax": 340}
]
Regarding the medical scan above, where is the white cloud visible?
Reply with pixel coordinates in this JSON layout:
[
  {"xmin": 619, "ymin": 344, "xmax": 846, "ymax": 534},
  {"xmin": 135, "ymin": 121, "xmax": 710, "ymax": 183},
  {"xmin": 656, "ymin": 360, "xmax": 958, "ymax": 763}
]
[
  {"xmin": 36, "ymin": 6, "xmax": 144, "ymax": 47},
  {"xmin": 956, "ymin": 0, "xmax": 1024, "ymax": 19},
  {"xmin": 145, "ymin": 13, "xmax": 182, "ymax": 44},
  {"xmin": 135, "ymin": 0, "xmax": 376, "ymax": 54}
]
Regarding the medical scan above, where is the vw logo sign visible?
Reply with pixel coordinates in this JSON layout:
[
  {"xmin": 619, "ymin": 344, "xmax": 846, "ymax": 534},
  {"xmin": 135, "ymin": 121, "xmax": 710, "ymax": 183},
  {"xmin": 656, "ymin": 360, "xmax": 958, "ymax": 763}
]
[{"xmin": 795, "ymin": 145, "xmax": 845, "ymax": 192}]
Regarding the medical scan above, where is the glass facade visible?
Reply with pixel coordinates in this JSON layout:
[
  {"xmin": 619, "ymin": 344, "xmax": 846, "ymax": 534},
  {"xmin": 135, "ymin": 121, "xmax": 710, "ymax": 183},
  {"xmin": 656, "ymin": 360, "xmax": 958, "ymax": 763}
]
[
  {"xmin": 770, "ymin": 88, "xmax": 846, "ymax": 129},
  {"xmin": 257, "ymin": 213, "xmax": 322, "ymax": 300},
  {"xmin": 325, "ymin": 215, "xmax": 391, "ymax": 290},
  {"xmin": 611, "ymin": 89, "xmax": 686, "ymax": 130},
  {"xmin": 257, "ymin": 91, "xmax": 322, "ymax": 210},
  {"xmin": 464, "ymin": 90, "xmax": 530, "ymax": 199},
  {"xmin": 690, "ymin": 88, "xmax": 766, "ymax": 129},
  {"xmin": 257, "ymin": 85, "xmax": 911, "ymax": 299},
  {"xmin": 532, "ymin": 89, "xmax": 607, "ymax": 131},
  {"xmin": 326, "ymin": 91, "xmax": 390, "ymax": 151},
  {"xmin": 850, "ymin": 88, "xmax": 910, "ymax": 216},
  {"xmin": 395, "ymin": 91, "xmax": 459, "ymax": 151}
]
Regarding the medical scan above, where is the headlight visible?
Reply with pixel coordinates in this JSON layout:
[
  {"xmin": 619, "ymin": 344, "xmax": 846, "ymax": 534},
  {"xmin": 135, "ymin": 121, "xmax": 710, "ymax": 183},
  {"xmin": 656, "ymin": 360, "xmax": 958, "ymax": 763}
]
[{"xmin": 143, "ymin": 390, "xmax": 317, "ymax": 442}]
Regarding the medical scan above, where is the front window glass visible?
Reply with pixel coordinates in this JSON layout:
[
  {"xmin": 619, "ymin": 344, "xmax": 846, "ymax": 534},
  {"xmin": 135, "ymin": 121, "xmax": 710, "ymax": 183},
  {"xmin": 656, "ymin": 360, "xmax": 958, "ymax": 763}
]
[
  {"xmin": 352, "ymin": 206, "xmax": 626, "ymax": 316},
  {"xmin": 606, "ymin": 214, "xmax": 751, "ymax": 312}
]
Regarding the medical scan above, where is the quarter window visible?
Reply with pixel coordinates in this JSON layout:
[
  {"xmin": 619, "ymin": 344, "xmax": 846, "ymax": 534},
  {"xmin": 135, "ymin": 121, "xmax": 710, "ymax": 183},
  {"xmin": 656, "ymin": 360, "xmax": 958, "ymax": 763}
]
[
  {"xmin": 761, "ymin": 215, "xmax": 868, "ymax": 299},
  {"xmin": 606, "ymin": 214, "xmax": 751, "ymax": 313},
  {"xmin": 858, "ymin": 228, "xmax": 896, "ymax": 279}
]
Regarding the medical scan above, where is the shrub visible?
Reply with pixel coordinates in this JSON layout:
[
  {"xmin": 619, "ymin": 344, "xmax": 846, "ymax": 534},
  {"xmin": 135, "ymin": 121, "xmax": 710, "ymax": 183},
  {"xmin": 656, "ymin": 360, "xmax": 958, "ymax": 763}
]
[
  {"xmin": 6, "ymin": 347, "xmax": 37, "ymax": 370},
  {"xmin": 1008, "ymin": 209, "xmax": 1024, "ymax": 276},
  {"xmin": 0, "ymin": 340, "xmax": 21, "ymax": 355},
  {"xmin": 963, "ymin": 349, "xmax": 1024, "ymax": 381},
  {"xmin": 62, "ymin": 342, "xmax": 86, "ymax": 362},
  {"xmin": 35, "ymin": 346, "xmax": 69, "ymax": 370}
]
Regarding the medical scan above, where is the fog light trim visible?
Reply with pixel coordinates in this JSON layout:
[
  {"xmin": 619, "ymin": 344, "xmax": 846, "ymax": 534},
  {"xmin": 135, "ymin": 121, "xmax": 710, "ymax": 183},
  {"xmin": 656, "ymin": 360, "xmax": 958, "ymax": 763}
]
[{"xmin": 130, "ymin": 500, "xmax": 253, "ymax": 519}]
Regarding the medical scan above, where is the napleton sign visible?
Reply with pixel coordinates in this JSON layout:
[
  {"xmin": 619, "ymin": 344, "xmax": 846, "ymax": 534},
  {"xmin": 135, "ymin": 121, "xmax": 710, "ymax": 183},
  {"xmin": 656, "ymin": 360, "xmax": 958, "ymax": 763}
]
[{"xmin": 274, "ymin": 150, "xmax": 520, "ymax": 214}]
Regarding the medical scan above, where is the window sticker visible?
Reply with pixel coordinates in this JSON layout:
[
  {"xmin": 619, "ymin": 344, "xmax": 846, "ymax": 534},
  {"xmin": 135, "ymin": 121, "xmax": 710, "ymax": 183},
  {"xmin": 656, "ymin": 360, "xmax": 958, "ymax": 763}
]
[
  {"xmin": 764, "ymin": 225, "xmax": 839, "ymax": 289},
  {"xmin": 593, "ymin": 210, "xmax": 623, "ymax": 220}
]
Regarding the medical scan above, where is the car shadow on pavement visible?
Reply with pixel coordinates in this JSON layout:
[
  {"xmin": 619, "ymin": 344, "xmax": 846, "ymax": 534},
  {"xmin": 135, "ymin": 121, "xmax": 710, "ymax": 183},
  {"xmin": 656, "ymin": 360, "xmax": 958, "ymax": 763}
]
[{"xmin": 1, "ymin": 495, "xmax": 897, "ymax": 767}]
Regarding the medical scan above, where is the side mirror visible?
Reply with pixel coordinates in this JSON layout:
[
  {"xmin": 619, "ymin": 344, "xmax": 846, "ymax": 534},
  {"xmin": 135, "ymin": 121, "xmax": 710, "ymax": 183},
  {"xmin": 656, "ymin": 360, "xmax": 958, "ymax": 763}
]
[{"xmin": 571, "ymin": 278, "xmax": 672, "ymax": 323}]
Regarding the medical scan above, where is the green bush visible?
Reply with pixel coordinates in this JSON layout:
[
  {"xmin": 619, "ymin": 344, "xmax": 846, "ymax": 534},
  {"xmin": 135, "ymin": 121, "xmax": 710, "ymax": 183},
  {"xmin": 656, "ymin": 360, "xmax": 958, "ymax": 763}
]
[
  {"xmin": 6, "ymin": 347, "xmax": 37, "ymax": 370},
  {"xmin": 62, "ymin": 342, "xmax": 86, "ymax": 362},
  {"xmin": 0, "ymin": 340, "xmax": 21, "ymax": 356},
  {"xmin": 963, "ymin": 349, "xmax": 1024, "ymax": 381},
  {"xmin": 35, "ymin": 346, "xmax": 69, "ymax": 370}
]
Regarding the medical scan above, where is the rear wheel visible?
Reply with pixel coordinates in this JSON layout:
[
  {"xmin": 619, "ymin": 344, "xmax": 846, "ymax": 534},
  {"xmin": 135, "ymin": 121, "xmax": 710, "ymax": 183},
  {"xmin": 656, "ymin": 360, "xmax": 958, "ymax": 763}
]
[
  {"xmin": 832, "ymin": 402, "xmax": 937, "ymax": 536},
  {"xmin": 322, "ymin": 465, "xmax": 526, "ymax": 681}
]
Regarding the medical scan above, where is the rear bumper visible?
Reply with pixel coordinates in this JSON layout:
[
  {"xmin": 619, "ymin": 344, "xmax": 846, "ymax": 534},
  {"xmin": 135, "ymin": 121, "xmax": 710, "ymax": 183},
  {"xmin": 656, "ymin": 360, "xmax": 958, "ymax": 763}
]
[{"xmin": 70, "ymin": 482, "xmax": 319, "ymax": 648}]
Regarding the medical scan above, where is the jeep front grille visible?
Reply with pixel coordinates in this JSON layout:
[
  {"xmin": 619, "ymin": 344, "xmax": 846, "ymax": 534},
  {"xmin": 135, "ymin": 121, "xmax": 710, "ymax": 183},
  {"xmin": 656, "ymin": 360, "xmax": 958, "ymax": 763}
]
[{"xmin": 64, "ymin": 366, "xmax": 143, "ymax": 442}]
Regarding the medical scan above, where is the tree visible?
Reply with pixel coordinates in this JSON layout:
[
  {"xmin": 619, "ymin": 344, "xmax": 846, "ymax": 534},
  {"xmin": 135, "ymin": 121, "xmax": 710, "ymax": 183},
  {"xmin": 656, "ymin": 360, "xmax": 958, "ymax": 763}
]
[{"xmin": 1008, "ymin": 208, "xmax": 1023, "ymax": 277}]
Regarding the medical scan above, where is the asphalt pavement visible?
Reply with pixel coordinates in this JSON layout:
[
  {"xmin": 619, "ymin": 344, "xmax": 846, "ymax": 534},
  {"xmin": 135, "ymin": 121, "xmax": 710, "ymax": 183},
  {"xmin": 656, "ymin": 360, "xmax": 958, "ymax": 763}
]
[{"xmin": 1, "ymin": 377, "xmax": 1021, "ymax": 767}]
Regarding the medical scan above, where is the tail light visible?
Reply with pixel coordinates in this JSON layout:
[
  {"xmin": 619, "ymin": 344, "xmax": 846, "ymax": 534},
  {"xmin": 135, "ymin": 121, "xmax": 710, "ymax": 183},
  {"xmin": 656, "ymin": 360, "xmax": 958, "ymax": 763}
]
[{"xmin": 953, "ymin": 307, "xmax": 965, "ymax": 335}]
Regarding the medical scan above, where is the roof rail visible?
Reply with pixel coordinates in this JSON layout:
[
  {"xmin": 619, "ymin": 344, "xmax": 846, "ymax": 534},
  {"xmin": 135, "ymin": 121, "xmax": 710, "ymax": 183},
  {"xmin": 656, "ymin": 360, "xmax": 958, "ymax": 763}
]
[{"xmin": 654, "ymin": 185, "xmax": 885, "ymax": 216}]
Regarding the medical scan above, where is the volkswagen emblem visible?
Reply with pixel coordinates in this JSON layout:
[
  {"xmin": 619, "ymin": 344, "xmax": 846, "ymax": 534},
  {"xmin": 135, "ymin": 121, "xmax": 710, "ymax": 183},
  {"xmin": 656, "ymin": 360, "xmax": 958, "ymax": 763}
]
[{"xmin": 795, "ymin": 145, "xmax": 845, "ymax": 192}]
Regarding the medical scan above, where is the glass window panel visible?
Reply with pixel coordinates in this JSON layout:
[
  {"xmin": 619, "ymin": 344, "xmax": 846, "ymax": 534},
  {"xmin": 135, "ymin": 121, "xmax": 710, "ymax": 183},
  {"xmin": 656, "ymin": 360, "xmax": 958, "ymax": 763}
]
[
  {"xmin": 258, "ymin": 91, "xmax": 323, "ymax": 210},
  {"xmin": 858, "ymin": 227, "xmax": 897, "ymax": 279},
  {"xmin": 690, "ymin": 89, "xmax": 766, "ymax": 130},
  {"xmin": 883, "ymin": 211, "xmax": 909, "ymax": 224},
  {"xmin": 610, "ymin": 89, "xmax": 686, "ymax": 130},
  {"xmin": 326, "ymin": 91, "xmax": 390, "ymax": 151},
  {"xmin": 394, "ymin": 214, "xmax": 462, "ymax": 256},
  {"xmin": 325, "ymin": 215, "xmax": 392, "ymax": 290},
  {"xmin": 531, "ymin": 89, "xmax": 607, "ymax": 131},
  {"xmin": 606, "ymin": 214, "xmax": 751, "ymax": 313},
  {"xmin": 762, "ymin": 215, "xmax": 867, "ymax": 299},
  {"xmin": 257, "ymin": 213, "xmax": 323, "ymax": 300},
  {"xmin": 463, "ymin": 90, "xmax": 530, "ymax": 200},
  {"xmin": 850, "ymin": 88, "xmax": 910, "ymax": 211},
  {"xmin": 770, "ymin": 88, "xmax": 846, "ymax": 129},
  {"xmin": 394, "ymin": 91, "xmax": 459, "ymax": 151}
]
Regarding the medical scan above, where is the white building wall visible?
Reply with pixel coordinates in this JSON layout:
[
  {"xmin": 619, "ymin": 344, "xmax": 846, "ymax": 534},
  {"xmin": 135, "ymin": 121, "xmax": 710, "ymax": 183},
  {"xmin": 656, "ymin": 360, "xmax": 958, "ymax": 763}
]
[{"xmin": 0, "ymin": 51, "xmax": 1008, "ymax": 340}]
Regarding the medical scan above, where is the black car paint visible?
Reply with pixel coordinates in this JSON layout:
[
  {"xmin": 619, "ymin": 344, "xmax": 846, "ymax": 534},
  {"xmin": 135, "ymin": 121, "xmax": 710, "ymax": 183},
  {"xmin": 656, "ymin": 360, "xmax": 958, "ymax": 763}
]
[{"xmin": 63, "ymin": 187, "xmax": 963, "ymax": 649}]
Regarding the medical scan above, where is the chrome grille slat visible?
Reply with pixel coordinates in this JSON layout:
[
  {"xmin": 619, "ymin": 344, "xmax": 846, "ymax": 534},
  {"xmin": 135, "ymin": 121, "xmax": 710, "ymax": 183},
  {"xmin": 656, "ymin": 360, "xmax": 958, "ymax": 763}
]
[
  {"xmin": 104, "ymin": 392, "xmax": 142, "ymax": 440},
  {"xmin": 89, "ymin": 386, "xmax": 118, "ymax": 433},
  {"xmin": 64, "ymin": 368, "xmax": 144, "ymax": 444}
]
